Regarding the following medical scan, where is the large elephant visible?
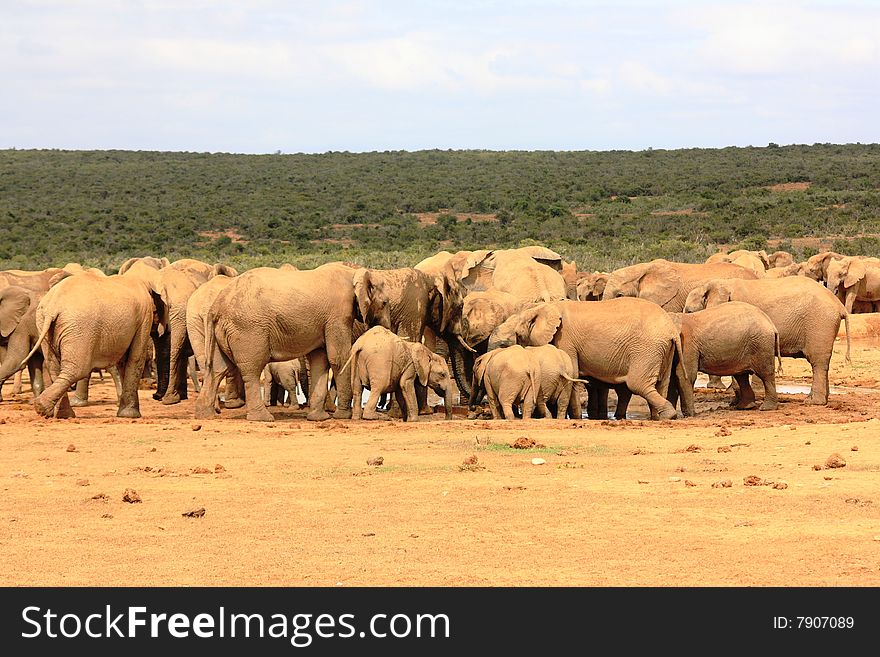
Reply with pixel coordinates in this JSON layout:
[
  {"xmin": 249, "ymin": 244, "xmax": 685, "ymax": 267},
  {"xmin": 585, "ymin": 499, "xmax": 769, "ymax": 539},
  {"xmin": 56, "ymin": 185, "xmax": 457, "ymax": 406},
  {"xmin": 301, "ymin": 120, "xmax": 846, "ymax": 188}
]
[
  {"xmin": 352, "ymin": 266, "xmax": 461, "ymax": 344},
  {"xmin": 196, "ymin": 262, "xmax": 367, "ymax": 422},
  {"xmin": 121, "ymin": 257, "xmax": 234, "ymax": 405},
  {"xmin": 602, "ymin": 259, "xmax": 759, "ymax": 311},
  {"xmin": 487, "ymin": 298, "xmax": 694, "ymax": 420},
  {"xmin": 0, "ymin": 285, "xmax": 45, "ymax": 401},
  {"xmin": 415, "ymin": 247, "xmax": 568, "ymax": 399},
  {"xmin": 767, "ymin": 251, "xmax": 795, "ymax": 269},
  {"xmin": 801, "ymin": 251, "xmax": 845, "ymax": 285},
  {"xmin": 706, "ymin": 251, "xmax": 768, "ymax": 278},
  {"xmin": 667, "ymin": 302, "xmax": 781, "ymax": 412},
  {"xmin": 25, "ymin": 270, "xmax": 164, "ymax": 418},
  {"xmin": 185, "ymin": 273, "xmax": 244, "ymax": 411},
  {"xmin": 684, "ymin": 276, "xmax": 851, "ymax": 405},
  {"xmin": 0, "ymin": 267, "xmax": 67, "ymax": 293},
  {"xmin": 825, "ymin": 256, "xmax": 880, "ymax": 313}
]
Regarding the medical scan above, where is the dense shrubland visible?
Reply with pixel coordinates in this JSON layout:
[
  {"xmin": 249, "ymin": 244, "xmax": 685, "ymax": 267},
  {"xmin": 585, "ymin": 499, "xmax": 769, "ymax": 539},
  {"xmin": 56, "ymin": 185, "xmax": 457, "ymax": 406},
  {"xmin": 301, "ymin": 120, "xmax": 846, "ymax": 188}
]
[{"xmin": 2, "ymin": 143, "xmax": 879, "ymax": 272}]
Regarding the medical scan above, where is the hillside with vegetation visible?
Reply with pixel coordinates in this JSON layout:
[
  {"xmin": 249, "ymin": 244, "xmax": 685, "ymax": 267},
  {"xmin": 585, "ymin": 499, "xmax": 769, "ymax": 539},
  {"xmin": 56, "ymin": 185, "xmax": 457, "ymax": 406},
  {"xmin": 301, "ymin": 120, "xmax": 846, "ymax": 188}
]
[{"xmin": 2, "ymin": 143, "xmax": 879, "ymax": 272}]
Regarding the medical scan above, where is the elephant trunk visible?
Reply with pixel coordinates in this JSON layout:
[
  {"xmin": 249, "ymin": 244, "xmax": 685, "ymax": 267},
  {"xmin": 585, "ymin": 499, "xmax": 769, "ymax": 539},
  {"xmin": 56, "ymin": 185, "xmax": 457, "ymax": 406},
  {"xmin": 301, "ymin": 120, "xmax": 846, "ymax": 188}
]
[
  {"xmin": 441, "ymin": 380, "xmax": 454, "ymax": 419},
  {"xmin": 448, "ymin": 339, "xmax": 474, "ymax": 400}
]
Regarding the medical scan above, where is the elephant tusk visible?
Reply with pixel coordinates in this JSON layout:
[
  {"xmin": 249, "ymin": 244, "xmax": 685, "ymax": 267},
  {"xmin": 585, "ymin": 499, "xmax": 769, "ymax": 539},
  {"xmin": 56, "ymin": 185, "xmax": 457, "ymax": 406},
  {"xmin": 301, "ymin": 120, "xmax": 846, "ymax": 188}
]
[{"xmin": 456, "ymin": 335, "xmax": 477, "ymax": 353}]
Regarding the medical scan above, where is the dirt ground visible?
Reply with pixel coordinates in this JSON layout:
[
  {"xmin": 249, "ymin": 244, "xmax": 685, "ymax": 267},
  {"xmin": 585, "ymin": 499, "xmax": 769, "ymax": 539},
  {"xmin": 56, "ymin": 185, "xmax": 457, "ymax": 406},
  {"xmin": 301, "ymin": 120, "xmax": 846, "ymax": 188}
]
[{"xmin": 2, "ymin": 323, "xmax": 879, "ymax": 587}]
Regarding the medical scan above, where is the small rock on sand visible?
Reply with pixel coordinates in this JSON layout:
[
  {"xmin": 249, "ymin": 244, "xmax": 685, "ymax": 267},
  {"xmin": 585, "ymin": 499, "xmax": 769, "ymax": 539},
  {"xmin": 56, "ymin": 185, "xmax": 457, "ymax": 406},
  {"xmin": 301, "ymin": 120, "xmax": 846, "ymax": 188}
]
[
  {"xmin": 122, "ymin": 488, "xmax": 141, "ymax": 503},
  {"xmin": 743, "ymin": 475, "xmax": 764, "ymax": 486},
  {"xmin": 182, "ymin": 507, "xmax": 206, "ymax": 518},
  {"xmin": 531, "ymin": 458, "xmax": 546, "ymax": 466},
  {"xmin": 66, "ymin": 444, "xmax": 76, "ymax": 452},
  {"xmin": 366, "ymin": 456, "xmax": 384, "ymax": 466},
  {"xmin": 825, "ymin": 453, "xmax": 846, "ymax": 469},
  {"xmin": 712, "ymin": 479, "xmax": 733, "ymax": 488}
]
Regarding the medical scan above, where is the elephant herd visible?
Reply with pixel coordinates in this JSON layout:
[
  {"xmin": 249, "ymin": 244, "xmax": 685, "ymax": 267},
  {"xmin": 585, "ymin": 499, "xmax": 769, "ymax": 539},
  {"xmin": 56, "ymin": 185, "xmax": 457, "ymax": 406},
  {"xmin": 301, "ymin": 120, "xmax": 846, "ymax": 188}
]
[{"xmin": 0, "ymin": 245, "xmax": 857, "ymax": 423}]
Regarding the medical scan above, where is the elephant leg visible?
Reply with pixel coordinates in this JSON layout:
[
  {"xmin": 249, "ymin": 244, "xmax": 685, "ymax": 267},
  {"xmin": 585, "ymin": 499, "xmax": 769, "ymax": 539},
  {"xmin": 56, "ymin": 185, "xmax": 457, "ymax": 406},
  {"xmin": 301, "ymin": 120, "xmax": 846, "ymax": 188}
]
[
  {"xmin": 325, "ymin": 328, "xmax": 353, "ymax": 420},
  {"xmin": 241, "ymin": 366, "xmax": 273, "ymax": 422},
  {"xmin": 521, "ymin": 392, "xmax": 536, "ymax": 421},
  {"xmin": 361, "ymin": 385, "xmax": 386, "ymax": 421},
  {"xmin": 613, "ymin": 384, "xmax": 632, "ymax": 420},
  {"xmin": 706, "ymin": 375, "xmax": 726, "ymax": 389},
  {"xmin": 401, "ymin": 380, "xmax": 420, "ymax": 422},
  {"xmin": 28, "ymin": 357, "xmax": 45, "ymax": 397},
  {"xmin": 484, "ymin": 384, "xmax": 502, "ymax": 420},
  {"xmin": 162, "ymin": 320, "xmax": 190, "ymax": 404},
  {"xmin": 11, "ymin": 369, "xmax": 23, "ymax": 395},
  {"xmin": 305, "ymin": 350, "xmax": 331, "ymax": 422},
  {"xmin": 351, "ymin": 374, "xmax": 364, "ymax": 420},
  {"xmin": 152, "ymin": 331, "xmax": 170, "ymax": 401},
  {"xmin": 732, "ymin": 373, "xmax": 757, "ymax": 409},
  {"xmin": 223, "ymin": 366, "xmax": 246, "ymax": 408},
  {"xmin": 193, "ymin": 346, "xmax": 230, "ymax": 419},
  {"xmin": 586, "ymin": 381, "xmax": 611, "ymax": 419},
  {"xmin": 416, "ymin": 381, "xmax": 432, "ymax": 415},
  {"xmin": 626, "ymin": 370, "xmax": 677, "ymax": 421},
  {"xmin": 70, "ymin": 376, "xmax": 90, "ymax": 407},
  {"xmin": 189, "ymin": 355, "xmax": 201, "ymax": 393},
  {"xmin": 805, "ymin": 356, "xmax": 831, "ymax": 405},
  {"xmin": 34, "ymin": 349, "xmax": 87, "ymax": 420},
  {"xmin": 117, "ymin": 324, "xmax": 152, "ymax": 418},
  {"xmin": 757, "ymin": 367, "xmax": 778, "ymax": 411},
  {"xmin": 108, "ymin": 365, "xmax": 123, "ymax": 399}
]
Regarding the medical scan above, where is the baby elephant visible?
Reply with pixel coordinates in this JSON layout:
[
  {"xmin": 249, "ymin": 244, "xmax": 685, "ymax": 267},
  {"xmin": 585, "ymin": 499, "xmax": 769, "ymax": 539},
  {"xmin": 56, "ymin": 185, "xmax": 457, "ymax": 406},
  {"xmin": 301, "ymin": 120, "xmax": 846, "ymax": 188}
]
[
  {"xmin": 473, "ymin": 346, "xmax": 538, "ymax": 420},
  {"xmin": 668, "ymin": 301, "xmax": 781, "ymax": 411},
  {"xmin": 262, "ymin": 358, "xmax": 308, "ymax": 408},
  {"xmin": 473, "ymin": 345, "xmax": 586, "ymax": 420},
  {"xmin": 343, "ymin": 326, "xmax": 454, "ymax": 421},
  {"xmin": 528, "ymin": 344, "xmax": 585, "ymax": 419}
]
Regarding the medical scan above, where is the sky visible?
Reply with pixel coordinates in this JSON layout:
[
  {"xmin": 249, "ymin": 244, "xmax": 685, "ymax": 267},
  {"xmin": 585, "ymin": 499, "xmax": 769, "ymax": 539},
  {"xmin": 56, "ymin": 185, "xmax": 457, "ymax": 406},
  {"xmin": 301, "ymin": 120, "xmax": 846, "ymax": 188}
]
[{"xmin": 1, "ymin": 0, "xmax": 878, "ymax": 153}]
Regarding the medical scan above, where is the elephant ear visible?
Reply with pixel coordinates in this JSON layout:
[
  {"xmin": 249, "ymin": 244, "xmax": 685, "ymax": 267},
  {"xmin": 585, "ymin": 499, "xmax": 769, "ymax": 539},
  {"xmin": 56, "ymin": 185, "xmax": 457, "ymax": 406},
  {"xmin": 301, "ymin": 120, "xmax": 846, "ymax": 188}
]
[
  {"xmin": 844, "ymin": 259, "xmax": 867, "ymax": 289},
  {"xmin": 435, "ymin": 270, "xmax": 465, "ymax": 334},
  {"xmin": 638, "ymin": 262, "xmax": 680, "ymax": 309},
  {"xmin": 118, "ymin": 257, "xmax": 140, "ymax": 275},
  {"xmin": 148, "ymin": 279, "xmax": 171, "ymax": 338},
  {"xmin": 408, "ymin": 344, "xmax": 431, "ymax": 387},
  {"xmin": 519, "ymin": 303, "xmax": 563, "ymax": 346},
  {"xmin": 704, "ymin": 281, "xmax": 732, "ymax": 307},
  {"xmin": 454, "ymin": 250, "xmax": 494, "ymax": 290},
  {"xmin": 0, "ymin": 286, "xmax": 31, "ymax": 338},
  {"xmin": 48, "ymin": 270, "xmax": 73, "ymax": 288},
  {"xmin": 210, "ymin": 263, "xmax": 239, "ymax": 278}
]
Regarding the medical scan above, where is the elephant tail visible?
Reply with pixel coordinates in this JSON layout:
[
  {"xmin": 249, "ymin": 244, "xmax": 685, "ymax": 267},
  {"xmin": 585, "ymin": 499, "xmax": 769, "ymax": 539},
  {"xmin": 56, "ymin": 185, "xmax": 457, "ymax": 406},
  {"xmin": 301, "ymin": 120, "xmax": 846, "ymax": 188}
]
[
  {"xmin": 526, "ymin": 363, "xmax": 540, "ymax": 412},
  {"xmin": 20, "ymin": 311, "xmax": 55, "ymax": 371},
  {"xmin": 560, "ymin": 373, "xmax": 592, "ymax": 385},
  {"xmin": 774, "ymin": 331, "xmax": 784, "ymax": 375},
  {"xmin": 204, "ymin": 310, "xmax": 218, "ymax": 372},
  {"xmin": 842, "ymin": 309, "xmax": 852, "ymax": 366}
]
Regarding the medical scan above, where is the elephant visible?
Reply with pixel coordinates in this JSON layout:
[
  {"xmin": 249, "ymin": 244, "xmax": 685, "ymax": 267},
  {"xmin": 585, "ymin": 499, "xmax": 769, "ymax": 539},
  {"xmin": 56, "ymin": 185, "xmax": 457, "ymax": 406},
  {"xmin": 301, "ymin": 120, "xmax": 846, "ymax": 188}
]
[
  {"xmin": 561, "ymin": 260, "xmax": 579, "ymax": 300},
  {"xmin": 705, "ymin": 250, "xmax": 769, "ymax": 278},
  {"xmin": 415, "ymin": 247, "xmax": 567, "ymax": 400},
  {"xmin": 767, "ymin": 251, "xmax": 795, "ymax": 269},
  {"xmin": 0, "ymin": 285, "xmax": 46, "ymax": 401},
  {"xmin": 683, "ymin": 276, "xmax": 851, "ymax": 405},
  {"xmin": 262, "ymin": 358, "xmax": 308, "ymax": 408},
  {"xmin": 576, "ymin": 272, "xmax": 609, "ymax": 301},
  {"xmin": 602, "ymin": 259, "xmax": 759, "ymax": 312},
  {"xmin": 825, "ymin": 256, "xmax": 880, "ymax": 313},
  {"xmin": 0, "ymin": 267, "xmax": 67, "ymax": 293},
  {"xmin": 528, "ymin": 344, "xmax": 586, "ymax": 418},
  {"xmin": 667, "ymin": 302, "xmax": 781, "ymax": 412},
  {"xmin": 24, "ymin": 270, "xmax": 164, "ymax": 418},
  {"xmin": 343, "ymin": 326, "xmax": 454, "ymax": 421},
  {"xmin": 196, "ymin": 262, "xmax": 366, "ymax": 422},
  {"xmin": 471, "ymin": 346, "xmax": 539, "ymax": 420},
  {"xmin": 121, "ymin": 257, "xmax": 226, "ymax": 405},
  {"xmin": 459, "ymin": 290, "xmax": 523, "ymax": 349},
  {"xmin": 353, "ymin": 266, "xmax": 461, "ymax": 344},
  {"xmin": 765, "ymin": 263, "xmax": 803, "ymax": 278},
  {"xmin": 185, "ymin": 273, "xmax": 244, "ymax": 410},
  {"xmin": 487, "ymin": 298, "xmax": 694, "ymax": 420},
  {"xmin": 801, "ymin": 251, "xmax": 845, "ymax": 285}
]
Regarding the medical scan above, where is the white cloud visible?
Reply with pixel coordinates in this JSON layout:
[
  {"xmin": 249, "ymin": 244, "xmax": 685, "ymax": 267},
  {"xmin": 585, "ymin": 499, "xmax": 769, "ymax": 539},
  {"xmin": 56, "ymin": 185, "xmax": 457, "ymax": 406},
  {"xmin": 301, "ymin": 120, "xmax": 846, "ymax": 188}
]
[{"xmin": 679, "ymin": 2, "xmax": 880, "ymax": 76}]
